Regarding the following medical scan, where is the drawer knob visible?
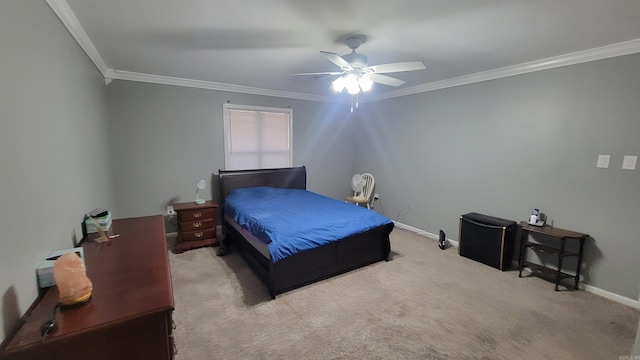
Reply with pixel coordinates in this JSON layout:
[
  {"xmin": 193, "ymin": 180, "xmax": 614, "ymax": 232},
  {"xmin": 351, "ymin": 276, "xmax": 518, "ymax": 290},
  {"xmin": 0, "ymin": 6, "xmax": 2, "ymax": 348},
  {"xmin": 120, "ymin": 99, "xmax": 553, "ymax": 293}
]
[
  {"xmin": 193, "ymin": 212, "xmax": 202, "ymax": 218},
  {"xmin": 193, "ymin": 222, "xmax": 201, "ymax": 228},
  {"xmin": 195, "ymin": 232, "xmax": 203, "ymax": 238}
]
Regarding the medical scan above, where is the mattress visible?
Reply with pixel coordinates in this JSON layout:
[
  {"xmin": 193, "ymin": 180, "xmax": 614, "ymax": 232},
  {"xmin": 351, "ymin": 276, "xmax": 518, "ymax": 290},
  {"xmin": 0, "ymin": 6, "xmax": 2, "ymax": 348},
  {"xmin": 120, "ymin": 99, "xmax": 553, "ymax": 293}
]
[{"xmin": 224, "ymin": 186, "xmax": 393, "ymax": 262}]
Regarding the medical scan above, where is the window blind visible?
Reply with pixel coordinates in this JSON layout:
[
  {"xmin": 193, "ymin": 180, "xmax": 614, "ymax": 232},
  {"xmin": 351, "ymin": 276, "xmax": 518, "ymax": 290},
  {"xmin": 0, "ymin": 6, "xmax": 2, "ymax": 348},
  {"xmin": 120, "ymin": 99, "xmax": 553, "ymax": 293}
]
[{"xmin": 223, "ymin": 104, "xmax": 292, "ymax": 170}]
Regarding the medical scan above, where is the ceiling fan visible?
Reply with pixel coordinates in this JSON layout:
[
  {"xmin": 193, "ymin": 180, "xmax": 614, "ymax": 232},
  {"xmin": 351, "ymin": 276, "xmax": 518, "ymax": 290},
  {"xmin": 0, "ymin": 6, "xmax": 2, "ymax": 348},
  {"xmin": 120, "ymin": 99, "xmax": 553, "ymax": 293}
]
[{"xmin": 292, "ymin": 36, "xmax": 426, "ymax": 94}]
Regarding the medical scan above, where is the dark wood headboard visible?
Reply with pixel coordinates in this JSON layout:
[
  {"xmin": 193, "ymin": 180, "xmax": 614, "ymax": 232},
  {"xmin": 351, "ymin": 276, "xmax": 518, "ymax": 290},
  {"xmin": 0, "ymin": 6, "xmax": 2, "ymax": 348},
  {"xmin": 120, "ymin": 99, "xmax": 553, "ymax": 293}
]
[{"xmin": 218, "ymin": 166, "xmax": 307, "ymax": 202}]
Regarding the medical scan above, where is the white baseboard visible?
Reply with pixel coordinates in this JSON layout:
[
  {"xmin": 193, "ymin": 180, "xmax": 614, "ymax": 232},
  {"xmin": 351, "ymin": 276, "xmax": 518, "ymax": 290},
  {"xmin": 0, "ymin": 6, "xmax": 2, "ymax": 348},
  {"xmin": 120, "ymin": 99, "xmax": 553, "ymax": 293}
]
[
  {"xmin": 393, "ymin": 221, "xmax": 459, "ymax": 247},
  {"xmin": 393, "ymin": 221, "xmax": 640, "ymax": 310},
  {"xmin": 582, "ymin": 284, "xmax": 640, "ymax": 309}
]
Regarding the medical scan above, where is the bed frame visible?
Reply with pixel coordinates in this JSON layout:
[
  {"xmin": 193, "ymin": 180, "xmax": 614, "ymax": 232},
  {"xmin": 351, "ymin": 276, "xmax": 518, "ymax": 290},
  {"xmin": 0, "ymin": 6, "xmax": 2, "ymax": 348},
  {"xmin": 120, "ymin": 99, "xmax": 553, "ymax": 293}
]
[{"xmin": 218, "ymin": 166, "xmax": 393, "ymax": 299}]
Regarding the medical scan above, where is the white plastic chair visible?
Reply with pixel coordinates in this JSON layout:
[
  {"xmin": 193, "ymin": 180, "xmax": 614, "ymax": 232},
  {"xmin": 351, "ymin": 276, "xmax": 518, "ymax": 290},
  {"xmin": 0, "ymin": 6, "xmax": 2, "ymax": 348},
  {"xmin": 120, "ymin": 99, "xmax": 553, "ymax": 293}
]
[{"xmin": 345, "ymin": 173, "xmax": 375, "ymax": 209}]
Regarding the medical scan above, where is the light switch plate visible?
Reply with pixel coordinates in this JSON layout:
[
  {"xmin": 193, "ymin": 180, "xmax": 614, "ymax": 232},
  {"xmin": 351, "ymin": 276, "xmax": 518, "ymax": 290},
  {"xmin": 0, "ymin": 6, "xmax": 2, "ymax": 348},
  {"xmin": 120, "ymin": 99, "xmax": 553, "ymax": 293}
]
[
  {"xmin": 596, "ymin": 155, "xmax": 610, "ymax": 168},
  {"xmin": 622, "ymin": 155, "xmax": 637, "ymax": 170}
]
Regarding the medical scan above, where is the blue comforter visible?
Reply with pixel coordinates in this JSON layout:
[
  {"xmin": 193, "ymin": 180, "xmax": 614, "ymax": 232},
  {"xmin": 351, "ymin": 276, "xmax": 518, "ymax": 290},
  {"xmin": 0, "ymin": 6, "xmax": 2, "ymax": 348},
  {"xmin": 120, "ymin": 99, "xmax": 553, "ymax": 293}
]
[{"xmin": 224, "ymin": 187, "xmax": 393, "ymax": 262}]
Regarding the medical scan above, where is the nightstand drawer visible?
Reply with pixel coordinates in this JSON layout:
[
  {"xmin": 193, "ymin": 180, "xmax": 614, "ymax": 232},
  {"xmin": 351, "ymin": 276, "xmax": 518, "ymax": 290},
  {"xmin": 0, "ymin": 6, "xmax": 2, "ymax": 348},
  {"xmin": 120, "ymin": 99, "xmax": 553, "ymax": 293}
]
[
  {"xmin": 180, "ymin": 218, "xmax": 215, "ymax": 232},
  {"xmin": 181, "ymin": 228, "xmax": 216, "ymax": 242},
  {"xmin": 179, "ymin": 208, "xmax": 215, "ymax": 222}
]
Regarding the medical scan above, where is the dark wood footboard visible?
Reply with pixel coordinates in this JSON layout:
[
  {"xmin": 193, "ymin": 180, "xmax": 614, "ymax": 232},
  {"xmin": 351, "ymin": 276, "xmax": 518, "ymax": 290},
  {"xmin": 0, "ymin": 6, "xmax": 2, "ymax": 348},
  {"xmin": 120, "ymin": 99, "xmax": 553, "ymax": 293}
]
[{"xmin": 224, "ymin": 215, "xmax": 392, "ymax": 298}]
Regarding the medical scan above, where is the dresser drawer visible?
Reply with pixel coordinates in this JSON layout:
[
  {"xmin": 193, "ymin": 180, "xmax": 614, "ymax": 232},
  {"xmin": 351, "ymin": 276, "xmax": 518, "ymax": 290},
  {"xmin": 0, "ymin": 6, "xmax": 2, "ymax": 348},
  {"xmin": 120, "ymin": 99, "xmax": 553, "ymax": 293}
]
[
  {"xmin": 179, "ymin": 208, "xmax": 215, "ymax": 222},
  {"xmin": 180, "ymin": 218, "xmax": 215, "ymax": 232},
  {"xmin": 180, "ymin": 228, "xmax": 216, "ymax": 242}
]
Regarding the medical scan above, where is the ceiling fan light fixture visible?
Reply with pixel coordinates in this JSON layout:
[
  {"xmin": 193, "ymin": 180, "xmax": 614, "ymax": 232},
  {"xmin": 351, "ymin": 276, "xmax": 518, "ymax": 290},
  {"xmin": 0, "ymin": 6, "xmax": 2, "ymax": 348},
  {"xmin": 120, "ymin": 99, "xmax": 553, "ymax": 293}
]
[
  {"xmin": 358, "ymin": 75, "xmax": 373, "ymax": 92},
  {"xmin": 345, "ymin": 74, "xmax": 360, "ymax": 94},
  {"xmin": 346, "ymin": 83, "xmax": 360, "ymax": 95},
  {"xmin": 297, "ymin": 34, "xmax": 425, "ymax": 98},
  {"xmin": 331, "ymin": 76, "xmax": 346, "ymax": 92}
]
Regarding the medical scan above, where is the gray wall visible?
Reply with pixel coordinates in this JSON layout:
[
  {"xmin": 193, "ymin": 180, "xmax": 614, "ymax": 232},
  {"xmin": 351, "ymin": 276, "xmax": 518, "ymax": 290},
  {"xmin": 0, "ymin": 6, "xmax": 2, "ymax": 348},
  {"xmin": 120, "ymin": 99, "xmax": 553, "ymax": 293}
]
[
  {"xmin": 1, "ymin": 0, "xmax": 638, "ymax": 346},
  {"xmin": 107, "ymin": 81, "xmax": 355, "ymax": 231},
  {"xmin": 0, "ymin": 1, "xmax": 113, "ymax": 341},
  {"xmin": 354, "ymin": 53, "xmax": 640, "ymax": 300},
  {"xmin": 635, "ymin": 317, "xmax": 640, "ymax": 356}
]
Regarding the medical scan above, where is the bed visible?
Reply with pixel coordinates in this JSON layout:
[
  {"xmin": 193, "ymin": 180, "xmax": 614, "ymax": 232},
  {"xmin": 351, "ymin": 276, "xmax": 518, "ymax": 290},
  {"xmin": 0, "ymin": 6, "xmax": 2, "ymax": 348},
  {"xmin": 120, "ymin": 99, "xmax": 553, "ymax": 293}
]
[{"xmin": 218, "ymin": 166, "xmax": 394, "ymax": 299}]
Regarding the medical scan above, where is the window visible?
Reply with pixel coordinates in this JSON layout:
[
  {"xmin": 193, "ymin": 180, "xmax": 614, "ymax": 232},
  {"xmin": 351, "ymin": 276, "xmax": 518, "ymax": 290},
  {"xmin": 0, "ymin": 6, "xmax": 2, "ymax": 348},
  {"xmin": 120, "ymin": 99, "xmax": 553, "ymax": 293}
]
[{"xmin": 223, "ymin": 104, "xmax": 292, "ymax": 170}]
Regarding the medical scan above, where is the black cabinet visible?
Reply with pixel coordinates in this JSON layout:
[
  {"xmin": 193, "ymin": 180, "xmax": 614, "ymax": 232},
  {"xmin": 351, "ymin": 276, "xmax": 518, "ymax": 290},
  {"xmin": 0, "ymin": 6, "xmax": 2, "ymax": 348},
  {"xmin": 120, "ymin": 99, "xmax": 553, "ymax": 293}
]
[{"xmin": 458, "ymin": 212, "xmax": 516, "ymax": 270}]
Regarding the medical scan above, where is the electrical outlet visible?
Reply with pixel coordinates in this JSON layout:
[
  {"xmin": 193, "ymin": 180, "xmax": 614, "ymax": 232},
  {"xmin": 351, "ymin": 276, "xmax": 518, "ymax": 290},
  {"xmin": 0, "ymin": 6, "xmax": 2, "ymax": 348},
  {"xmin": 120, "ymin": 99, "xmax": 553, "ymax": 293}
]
[
  {"xmin": 373, "ymin": 193, "xmax": 380, "ymax": 201},
  {"xmin": 167, "ymin": 205, "xmax": 176, "ymax": 216}
]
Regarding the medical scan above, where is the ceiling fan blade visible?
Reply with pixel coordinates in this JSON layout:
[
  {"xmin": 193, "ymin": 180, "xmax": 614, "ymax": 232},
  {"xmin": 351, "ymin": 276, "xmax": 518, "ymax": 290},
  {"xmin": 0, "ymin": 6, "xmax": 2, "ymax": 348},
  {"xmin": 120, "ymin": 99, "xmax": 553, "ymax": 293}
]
[
  {"xmin": 320, "ymin": 51, "xmax": 353, "ymax": 71},
  {"xmin": 369, "ymin": 73, "xmax": 406, "ymax": 87},
  {"xmin": 289, "ymin": 71, "xmax": 344, "ymax": 76},
  {"xmin": 367, "ymin": 61, "xmax": 425, "ymax": 74}
]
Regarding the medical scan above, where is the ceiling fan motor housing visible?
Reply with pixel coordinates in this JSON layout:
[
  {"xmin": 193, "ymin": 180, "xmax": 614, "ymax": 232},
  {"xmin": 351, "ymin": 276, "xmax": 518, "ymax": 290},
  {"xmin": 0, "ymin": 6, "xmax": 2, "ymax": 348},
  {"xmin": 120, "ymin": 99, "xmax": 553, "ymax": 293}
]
[
  {"xmin": 343, "ymin": 52, "xmax": 368, "ymax": 69},
  {"xmin": 343, "ymin": 36, "xmax": 368, "ymax": 69},
  {"xmin": 345, "ymin": 36, "xmax": 364, "ymax": 50}
]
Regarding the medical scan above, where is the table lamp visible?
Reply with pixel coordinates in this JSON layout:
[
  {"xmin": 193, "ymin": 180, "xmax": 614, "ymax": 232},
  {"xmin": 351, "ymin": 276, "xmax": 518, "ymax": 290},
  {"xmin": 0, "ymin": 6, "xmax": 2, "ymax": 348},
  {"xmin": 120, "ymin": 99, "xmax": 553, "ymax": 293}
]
[{"xmin": 195, "ymin": 179, "xmax": 206, "ymax": 204}]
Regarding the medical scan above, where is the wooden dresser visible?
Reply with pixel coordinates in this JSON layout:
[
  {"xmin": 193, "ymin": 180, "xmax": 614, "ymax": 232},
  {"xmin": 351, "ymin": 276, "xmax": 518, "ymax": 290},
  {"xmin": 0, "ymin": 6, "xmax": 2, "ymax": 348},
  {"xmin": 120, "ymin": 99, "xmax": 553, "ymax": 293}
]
[
  {"xmin": 1, "ymin": 215, "xmax": 175, "ymax": 360},
  {"xmin": 173, "ymin": 200, "xmax": 218, "ymax": 253}
]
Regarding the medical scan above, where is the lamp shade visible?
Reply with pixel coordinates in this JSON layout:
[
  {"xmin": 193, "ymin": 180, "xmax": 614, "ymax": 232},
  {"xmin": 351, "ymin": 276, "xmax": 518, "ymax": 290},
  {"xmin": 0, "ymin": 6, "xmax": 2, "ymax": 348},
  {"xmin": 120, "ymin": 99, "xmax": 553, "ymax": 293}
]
[
  {"xmin": 332, "ymin": 73, "xmax": 374, "ymax": 95},
  {"xmin": 345, "ymin": 74, "xmax": 360, "ymax": 94},
  {"xmin": 332, "ymin": 76, "xmax": 346, "ymax": 92},
  {"xmin": 195, "ymin": 179, "xmax": 206, "ymax": 204},
  {"xmin": 358, "ymin": 75, "xmax": 373, "ymax": 92}
]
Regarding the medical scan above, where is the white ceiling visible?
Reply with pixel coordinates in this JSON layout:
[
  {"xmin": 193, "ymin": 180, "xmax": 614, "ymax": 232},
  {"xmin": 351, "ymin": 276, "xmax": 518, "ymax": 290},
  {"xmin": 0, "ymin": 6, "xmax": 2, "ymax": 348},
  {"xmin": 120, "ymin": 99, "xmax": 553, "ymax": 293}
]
[{"xmin": 53, "ymin": 0, "xmax": 640, "ymax": 102}]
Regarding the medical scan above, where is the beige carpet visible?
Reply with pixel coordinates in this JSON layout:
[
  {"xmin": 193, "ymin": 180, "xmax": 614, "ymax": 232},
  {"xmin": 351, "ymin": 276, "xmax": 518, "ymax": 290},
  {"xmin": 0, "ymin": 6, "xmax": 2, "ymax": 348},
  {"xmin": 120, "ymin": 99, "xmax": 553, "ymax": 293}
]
[{"xmin": 168, "ymin": 229, "xmax": 639, "ymax": 360}]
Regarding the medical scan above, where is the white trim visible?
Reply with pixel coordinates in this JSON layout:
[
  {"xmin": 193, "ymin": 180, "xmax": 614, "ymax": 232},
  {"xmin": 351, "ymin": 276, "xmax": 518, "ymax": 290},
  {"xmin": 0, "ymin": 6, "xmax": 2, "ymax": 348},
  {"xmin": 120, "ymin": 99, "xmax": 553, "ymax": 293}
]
[
  {"xmin": 46, "ymin": 0, "xmax": 108, "ymax": 77},
  {"xmin": 104, "ymin": 68, "xmax": 115, "ymax": 85},
  {"xmin": 582, "ymin": 284, "xmax": 640, "ymax": 310},
  {"xmin": 393, "ymin": 221, "xmax": 458, "ymax": 247},
  {"xmin": 394, "ymin": 221, "xmax": 436, "ymax": 239},
  {"xmin": 366, "ymin": 38, "xmax": 640, "ymax": 103},
  {"xmin": 394, "ymin": 221, "xmax": 640, "ymax": 310},
  {"xmin": 109, "ymin": 70, "xmax": 333, "ymax": 102},
  {"xmin": 45, "ymin": 1, "xmax": 335, "ymax": 102},
  {"xmin": 48, "ymin": 1, "xmax": 640, "ymax": 103}
]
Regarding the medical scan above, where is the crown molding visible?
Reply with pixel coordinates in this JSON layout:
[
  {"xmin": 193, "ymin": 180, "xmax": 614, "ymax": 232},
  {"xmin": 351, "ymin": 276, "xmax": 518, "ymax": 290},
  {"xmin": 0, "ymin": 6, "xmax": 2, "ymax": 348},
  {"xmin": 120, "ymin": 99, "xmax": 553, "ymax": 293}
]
[
  {"xmin": 46, "ymin": 0, "xmax": 108, "ymax": 77},
  {"xmin": 366, "ymin": 38, "xmax": 640, "ymax": 102},
  {"xmin": 47, "ymin": 0, "xmax": 339, "ymax": 102},
  {"xmin": 107, "ymin": 70, "xmax": 334, "ymax": 102},
  {"xmin": 48, "ymin": 0, "xmax": 639, "ymax": 104}
]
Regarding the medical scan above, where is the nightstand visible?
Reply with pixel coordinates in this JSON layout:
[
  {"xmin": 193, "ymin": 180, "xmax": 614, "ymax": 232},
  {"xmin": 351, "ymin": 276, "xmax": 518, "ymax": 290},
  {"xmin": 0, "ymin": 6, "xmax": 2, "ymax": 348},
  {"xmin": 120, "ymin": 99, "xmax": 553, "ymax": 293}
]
[{"xmin": 173, "ymin": 200, "xmax": 218, "ymax": 253}]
